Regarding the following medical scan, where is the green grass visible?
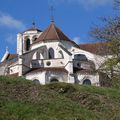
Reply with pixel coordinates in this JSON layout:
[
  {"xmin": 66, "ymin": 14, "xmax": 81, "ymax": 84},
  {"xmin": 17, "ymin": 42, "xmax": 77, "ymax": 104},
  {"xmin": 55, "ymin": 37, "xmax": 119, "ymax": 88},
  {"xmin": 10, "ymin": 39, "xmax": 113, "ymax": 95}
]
[{"xmin": 0, "ymin": 76, "xmax": 120, "ymax": 120}]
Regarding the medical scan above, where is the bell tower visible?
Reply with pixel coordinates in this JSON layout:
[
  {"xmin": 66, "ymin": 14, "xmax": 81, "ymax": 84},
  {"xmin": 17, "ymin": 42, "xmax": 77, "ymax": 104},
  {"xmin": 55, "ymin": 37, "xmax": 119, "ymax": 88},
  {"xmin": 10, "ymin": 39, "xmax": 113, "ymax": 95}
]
[{"xmin": 17, "ymin": 23, "xmax": 42, "ymax": 55}]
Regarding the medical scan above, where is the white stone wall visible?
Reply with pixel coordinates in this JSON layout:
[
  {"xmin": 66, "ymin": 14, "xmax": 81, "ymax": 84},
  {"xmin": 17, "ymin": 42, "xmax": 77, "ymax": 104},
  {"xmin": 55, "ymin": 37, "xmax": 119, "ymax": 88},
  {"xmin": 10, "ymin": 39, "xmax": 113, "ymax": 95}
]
[
  {"xmin": 17, "ymin": 30, "xmax": 42, "ymax": 55},
  {"xmin": 26, "ymin": 71, "xmax": 68, "ymax": 85},
  {"xmin": 26, "ymin": 71, "xmax": 46, "ymax": 85},
  {"xmin": 76, "ymin": 73, "xmax": 100, "ymax": 86},
  {"xmin": 71, "ymin": 47, "xmax": 105, "ymax": 70},
  {"xmin": 45, "ymin": 71, "xmax": 68, "ymax": 84},
  {"xmin": 0, "ymin": 64, "xmax": 7, "ymax": 75},
  {"xmin": 9, "ymin": 65, "xmax": 19, "ymax": 75}
]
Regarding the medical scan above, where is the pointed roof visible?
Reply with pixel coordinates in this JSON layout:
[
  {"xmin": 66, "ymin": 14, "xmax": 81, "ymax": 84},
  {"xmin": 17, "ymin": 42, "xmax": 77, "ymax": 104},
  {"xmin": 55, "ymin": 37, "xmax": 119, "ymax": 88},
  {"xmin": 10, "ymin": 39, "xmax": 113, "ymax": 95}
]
[
  {"xmin": 33, "ymin": 22, "xmax": 79, "ymax": 48},
  {"xmin": 35, "ymin": 22, "xmax": 70, "ymax": 41}
]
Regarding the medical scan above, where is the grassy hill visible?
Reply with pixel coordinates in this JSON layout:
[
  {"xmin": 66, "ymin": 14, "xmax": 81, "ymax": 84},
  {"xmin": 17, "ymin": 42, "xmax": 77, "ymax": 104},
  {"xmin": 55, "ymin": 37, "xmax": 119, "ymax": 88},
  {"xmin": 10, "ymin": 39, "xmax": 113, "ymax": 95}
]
[{"xmin": 0, "ymin": 76, "xmax": 120, "ymax": 120}]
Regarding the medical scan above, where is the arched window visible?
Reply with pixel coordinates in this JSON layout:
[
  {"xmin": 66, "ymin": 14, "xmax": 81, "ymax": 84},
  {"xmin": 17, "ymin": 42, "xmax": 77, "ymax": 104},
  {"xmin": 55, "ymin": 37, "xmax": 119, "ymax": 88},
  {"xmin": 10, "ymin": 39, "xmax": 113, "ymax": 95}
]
[
  {"xmin": 58, "ymin": 51, "xmax": 64, "ymax": 58},
  {"xmin": 48, "ymin": 48, "xmax": 54, "ymax": 59},
  {"xmin": 83, "ymin": 79, "xmax": 91, "ymax": 85},
  {"xmin": 50, "ymin": 78, "xmax": 59, "ymax": 83},
  {"xmin": 32, "ymin": 52, "xmax": 41, "ymax": 60},
  {"xmin": 32, "ymin": 35, "xmax": 38, "ymax": 42},
  {"xmin": 74, "ymin": 54, "xmax": 88, "ymax": 61},
  {"xmin": 33, "ymin": 79, "xmax": 40, "ymax": 84},
  {"xmin": 26, "ymin": 39, "xmax": 30, "ymax": 51}
]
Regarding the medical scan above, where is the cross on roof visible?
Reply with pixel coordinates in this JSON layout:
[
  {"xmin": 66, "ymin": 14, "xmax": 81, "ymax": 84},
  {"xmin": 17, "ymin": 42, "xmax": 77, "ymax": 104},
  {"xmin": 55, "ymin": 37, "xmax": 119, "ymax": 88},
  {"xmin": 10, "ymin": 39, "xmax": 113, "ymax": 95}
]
[{"xmin": 49, "ymin": 5, "xmax": 55, "ymax": 22}]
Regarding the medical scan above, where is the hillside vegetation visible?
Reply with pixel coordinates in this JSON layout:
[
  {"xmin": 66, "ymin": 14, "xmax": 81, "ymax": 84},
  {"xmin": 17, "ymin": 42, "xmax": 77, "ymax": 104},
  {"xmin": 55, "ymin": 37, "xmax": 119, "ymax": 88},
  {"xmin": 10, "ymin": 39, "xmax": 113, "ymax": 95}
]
[{"xmin": 0, "ymin": 76, "xmax": 120, "ymax": 120}]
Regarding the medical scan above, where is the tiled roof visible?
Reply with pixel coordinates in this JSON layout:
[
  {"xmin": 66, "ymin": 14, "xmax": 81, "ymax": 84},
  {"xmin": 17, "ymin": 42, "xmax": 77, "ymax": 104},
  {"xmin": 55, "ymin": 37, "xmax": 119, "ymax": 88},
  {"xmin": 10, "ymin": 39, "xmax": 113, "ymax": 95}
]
[
  {"xmin": 79, "ymin": 42, "xmax": 109, "ymax": 55},
  {"xmin": 6, "ymin": 54, "xmax": 18, "ymax": 61},
  {"xmin": 23, "ymin": 27, "xmax": 42, "ymax": 33},
  {"xmin": 25, "ymin": 67, "xmax": 68, "ymax": 75},
  {"xmin": 33, "ymin": 22, "xmax": 79, "ymax": 48},
  {"xmin": 0, "ymin": 54, "xmax": 18, "ymax": 67}
]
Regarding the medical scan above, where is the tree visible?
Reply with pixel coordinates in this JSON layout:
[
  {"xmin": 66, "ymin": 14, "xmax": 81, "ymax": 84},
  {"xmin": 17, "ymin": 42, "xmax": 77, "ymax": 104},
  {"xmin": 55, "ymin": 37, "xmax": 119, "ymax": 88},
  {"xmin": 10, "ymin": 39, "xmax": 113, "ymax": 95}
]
[
  {"xmin": 114, "ymin": 0, "xmax": 120, "ymax": 9},
  {"xmin": 91, "ymin": 0, "xmax": 120, "ymax": 87}
]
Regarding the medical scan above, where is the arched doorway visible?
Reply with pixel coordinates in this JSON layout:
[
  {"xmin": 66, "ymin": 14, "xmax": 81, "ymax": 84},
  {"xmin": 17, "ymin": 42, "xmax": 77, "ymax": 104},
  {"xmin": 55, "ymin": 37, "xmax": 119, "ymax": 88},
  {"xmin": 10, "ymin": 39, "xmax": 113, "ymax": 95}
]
[
  {"xmin": 48, "ymin": 48, "xmax": 54, "ymax": 59},
  {"xmin": 26, "ymin": 39, "xmax": 30, "ymax": 51},
  {"xmin": 33, "ymin": 79, "xmax": 40, "ymax": 84},
  {"xmin": 83, "ymin": 79, "xmax": 91, "ymax": 85},
  {"xmin": 50, "ymin": 78, "xmax": 59, "ymax": 83}
]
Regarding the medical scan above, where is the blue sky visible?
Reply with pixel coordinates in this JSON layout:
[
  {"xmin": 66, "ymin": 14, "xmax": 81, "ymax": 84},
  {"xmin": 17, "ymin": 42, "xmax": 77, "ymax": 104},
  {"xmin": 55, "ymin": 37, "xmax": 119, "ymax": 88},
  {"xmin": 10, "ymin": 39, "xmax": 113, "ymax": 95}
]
[{"xmin": 0, "ymin": 0, "xmax": 115, "ymax": 59}]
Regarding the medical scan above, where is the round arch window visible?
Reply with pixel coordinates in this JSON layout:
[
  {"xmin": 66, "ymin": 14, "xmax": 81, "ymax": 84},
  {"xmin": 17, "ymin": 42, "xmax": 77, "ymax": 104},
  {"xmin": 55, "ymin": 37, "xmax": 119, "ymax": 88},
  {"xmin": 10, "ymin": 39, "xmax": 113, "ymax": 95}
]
[
  {"xmin": 50, "ymin": 78, "xmax": 59, "ymax": 83},
  {"xmin": 33, "ymin": 79, "xmax": 40, "ymax": 84},
  {"xmin": 83, "ymin": 79, "xmax": 91, "ymax": 85},
  {"xmin": 46, "ymin": 61, "xmax": 51, "ymax": 66}
]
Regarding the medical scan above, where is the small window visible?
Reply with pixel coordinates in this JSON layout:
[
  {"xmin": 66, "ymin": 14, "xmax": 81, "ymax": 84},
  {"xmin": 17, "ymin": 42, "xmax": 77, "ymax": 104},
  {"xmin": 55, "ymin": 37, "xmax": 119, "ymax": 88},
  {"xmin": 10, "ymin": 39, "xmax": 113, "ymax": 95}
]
[
  {"xmin": 26, "ymin": 39, "xmax": 30, "ymax": 51},
  {"xmin": 32, "ymin": 35, "xmax": 38, "ymax": 42},
  {"xmin": 34, "ymin": 38, "xmax": 37, "ymax": 41},
  {"xmin": 83, "ymin": 79, "xmax": 91, "ymax": 85},
  {"xmin": 50, "ymin": 78, "xmax": 59, "ymax": 83},
  {"xmin": 33, "ymin": 79, "xmax": 40, "ymax": 84},
  {"xmin": 58, "ymin": 51, "xmax": 64, "ymax": 58},
  {"xmin": 46, "ymin": 61, "xmax": 51, "ymax": 66}
]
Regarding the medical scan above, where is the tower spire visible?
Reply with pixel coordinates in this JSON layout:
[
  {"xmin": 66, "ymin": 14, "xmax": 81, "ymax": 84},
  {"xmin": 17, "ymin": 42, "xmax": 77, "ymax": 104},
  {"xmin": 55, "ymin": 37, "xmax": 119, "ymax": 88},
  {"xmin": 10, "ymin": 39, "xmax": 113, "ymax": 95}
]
[
  {"xmin": 32, "ymin": 21, "xmax": 36, "ymax": 28},
  {"xmin": 49, "ymin": 4, "xmax": 55, "ymax": 22}
]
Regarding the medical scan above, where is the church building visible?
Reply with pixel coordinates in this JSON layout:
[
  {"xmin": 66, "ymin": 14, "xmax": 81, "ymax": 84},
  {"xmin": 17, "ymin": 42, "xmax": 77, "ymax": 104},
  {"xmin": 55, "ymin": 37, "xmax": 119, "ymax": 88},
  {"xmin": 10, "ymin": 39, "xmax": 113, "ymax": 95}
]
[{"xmin": 0, "ymin": 21, "xmax": 106, "ymax": 86}]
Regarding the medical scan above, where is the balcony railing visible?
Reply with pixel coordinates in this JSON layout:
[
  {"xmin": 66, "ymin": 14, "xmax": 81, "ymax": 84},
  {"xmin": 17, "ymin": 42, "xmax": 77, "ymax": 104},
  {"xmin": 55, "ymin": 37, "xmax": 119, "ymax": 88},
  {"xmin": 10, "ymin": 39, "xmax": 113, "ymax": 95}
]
[{"xmin": 31, "ymin": 59, "xmax": 66, "ymax": 68}]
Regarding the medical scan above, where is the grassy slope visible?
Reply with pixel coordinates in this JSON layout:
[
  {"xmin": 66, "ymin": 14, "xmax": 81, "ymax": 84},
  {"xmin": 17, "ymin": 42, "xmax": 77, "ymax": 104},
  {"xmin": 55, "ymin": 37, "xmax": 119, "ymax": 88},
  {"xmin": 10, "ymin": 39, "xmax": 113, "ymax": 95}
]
[{"xmin": 0, "ymin": 76, "xmax": 120, "ymax": 120}]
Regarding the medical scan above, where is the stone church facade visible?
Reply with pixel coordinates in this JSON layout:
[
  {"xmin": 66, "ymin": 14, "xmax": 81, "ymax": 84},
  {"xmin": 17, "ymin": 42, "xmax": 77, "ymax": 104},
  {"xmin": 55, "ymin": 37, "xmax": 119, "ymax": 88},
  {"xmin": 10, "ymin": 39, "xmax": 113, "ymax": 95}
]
[{"xmin": 0, "ymin": 21, "xmax": 106, "ymax": 86}]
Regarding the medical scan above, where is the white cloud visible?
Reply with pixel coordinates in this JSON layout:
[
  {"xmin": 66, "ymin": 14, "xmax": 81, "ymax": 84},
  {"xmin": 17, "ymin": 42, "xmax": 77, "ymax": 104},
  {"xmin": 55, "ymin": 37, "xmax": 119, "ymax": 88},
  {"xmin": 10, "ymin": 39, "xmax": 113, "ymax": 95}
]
[
  {"xmin": 49, "ymin": 0, "xmax": 113, "ymax": 9},
  {"xmin": 5, "ymin": 34, "xmax": 16, "ymax": 45},
  {"xmin": 77, "ymin": 0, "xmax": 113, "ymax": 9},
  {"xmin": 73, "ymin": 36, "xmax": 80, "ymax": 44},
  {"xmin": 0, "ymin": 12, "xmax": 26, "ymax": 31}
]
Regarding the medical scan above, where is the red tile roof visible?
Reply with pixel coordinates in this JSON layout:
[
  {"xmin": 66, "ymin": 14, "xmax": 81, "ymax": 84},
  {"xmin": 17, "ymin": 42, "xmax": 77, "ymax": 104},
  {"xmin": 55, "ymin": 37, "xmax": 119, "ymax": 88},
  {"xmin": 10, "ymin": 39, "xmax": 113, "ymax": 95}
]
[
  {"xmin": 79, "ymin": 42, "xmax": 109, "ymax": 55},
  {"xmin": 32, "ymin": 22, "xmax": 79, "ymax": 48},
  {"xmin": 6, "ymin": 54, "xmax": 18, "ymax": 61},
  {"xmin": 0, "ymin": 54, "xmax": 18, "ymax": 66}
]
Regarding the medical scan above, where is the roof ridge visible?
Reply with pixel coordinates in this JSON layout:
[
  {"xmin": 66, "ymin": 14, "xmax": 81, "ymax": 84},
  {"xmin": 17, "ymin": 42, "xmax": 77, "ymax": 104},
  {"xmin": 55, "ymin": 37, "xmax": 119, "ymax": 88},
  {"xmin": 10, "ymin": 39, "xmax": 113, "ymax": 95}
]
[
  {"xmin": 42, "ymin": 24, "xmax": 52, "ymax": 41},
  {"xmin": 53, "ymin": 23, "xmax": 61, "ymax": 40}
]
